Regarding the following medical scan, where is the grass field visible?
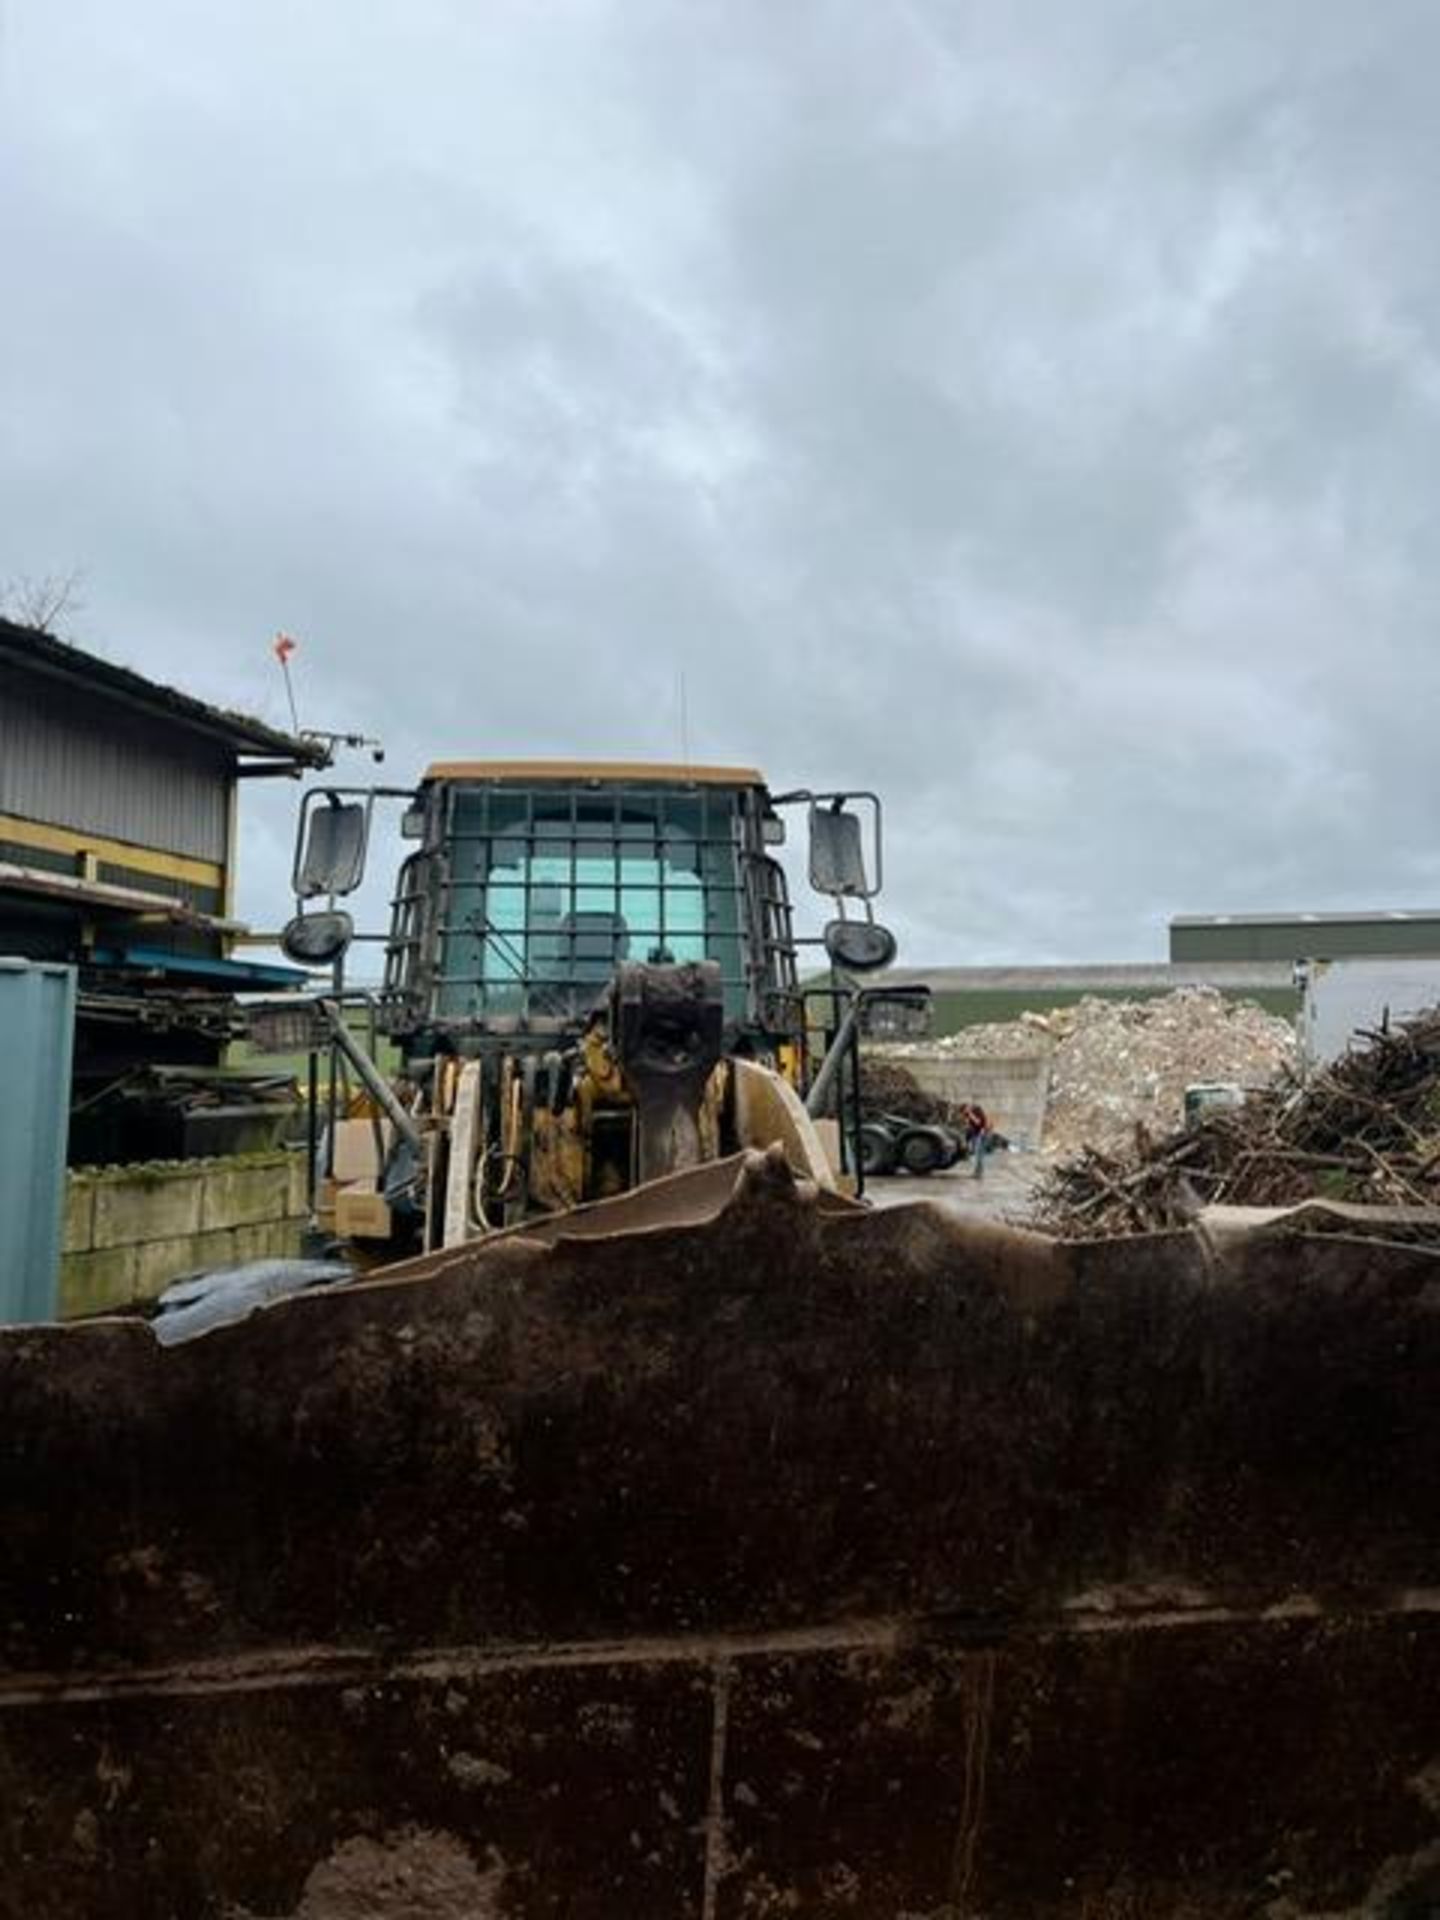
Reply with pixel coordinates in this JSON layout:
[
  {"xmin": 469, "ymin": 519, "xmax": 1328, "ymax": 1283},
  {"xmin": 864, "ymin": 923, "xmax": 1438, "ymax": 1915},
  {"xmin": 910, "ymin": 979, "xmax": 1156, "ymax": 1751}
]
[{"xmin": 229, "ymin": 1016, "xmax": 402, "ymax": 1085}]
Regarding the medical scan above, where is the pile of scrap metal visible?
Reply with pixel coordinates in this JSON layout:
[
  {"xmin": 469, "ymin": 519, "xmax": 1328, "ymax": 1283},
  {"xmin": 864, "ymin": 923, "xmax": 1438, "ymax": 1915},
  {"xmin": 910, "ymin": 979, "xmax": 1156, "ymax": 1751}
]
[
  {"xmin": 69, "ymin": 969, "xmax": 312, "ymax": 1162},
  {"xmin": 1032, "ymin": 1005, "xmax": 1440, "ymax": 1237},
  {"xmin": 68, "ymin": 1061, "xmax": 303, "ymax": 1164},
  {"xmin": 78, "ymin": 982, "xmax": 238, "ymax": 1042}
]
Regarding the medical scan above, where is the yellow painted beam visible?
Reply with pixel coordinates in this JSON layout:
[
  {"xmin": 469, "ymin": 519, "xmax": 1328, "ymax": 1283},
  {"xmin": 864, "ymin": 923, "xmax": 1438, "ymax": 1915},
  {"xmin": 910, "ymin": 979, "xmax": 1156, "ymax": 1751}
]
[
  {"xmin": 0, "ymin": 811, "xmax": 225, "ymax": 891},
  {"xmin": 422, "ymin": 759, "xmax": 767, "ymax": 788}
]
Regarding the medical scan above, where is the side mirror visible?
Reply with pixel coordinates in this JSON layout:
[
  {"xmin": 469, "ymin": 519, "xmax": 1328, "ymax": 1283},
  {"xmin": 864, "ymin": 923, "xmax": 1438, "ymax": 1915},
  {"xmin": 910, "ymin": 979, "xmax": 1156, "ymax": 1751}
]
[
  {"xmin": 823, "ymin": 918, "xmax": 897, "ymax": 972},
  {"xmin": 294, "ymin": 792, "xmax": 370, "ymax": 899},
  {"xmin": 859, "ymin": 985, "xmax": 932, "ymax": 1040},
  {"xmin": 279, "ymin": 909, "xmax": 354, "ymax": 967},
  {"xmin": 809, "ymin": 804, "xmax": 872, "ymax": 898}
]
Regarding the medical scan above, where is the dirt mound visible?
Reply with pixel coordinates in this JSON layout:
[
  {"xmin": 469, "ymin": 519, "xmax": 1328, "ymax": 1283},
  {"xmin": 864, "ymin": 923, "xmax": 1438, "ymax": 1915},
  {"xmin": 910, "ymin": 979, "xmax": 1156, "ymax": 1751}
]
[
  {"xmin": 857, "ymin": 1057, "xmax": 964, "ymax": 1128},
  {"xmin": 887, "ymin": 1017, "xmax": 1052, "ymax": 1061},
  {"xmin": 1040, "ymin": 989, "xmax": 1296, "ymax": 1155}
]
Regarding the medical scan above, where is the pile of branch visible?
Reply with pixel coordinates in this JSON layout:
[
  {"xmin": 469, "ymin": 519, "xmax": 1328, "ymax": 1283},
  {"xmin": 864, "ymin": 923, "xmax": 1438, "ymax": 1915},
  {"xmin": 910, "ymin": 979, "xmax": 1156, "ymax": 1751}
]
[{"xmin": 1031, "ymin": 1008, "xmax": 1440, "ymax": 1237}]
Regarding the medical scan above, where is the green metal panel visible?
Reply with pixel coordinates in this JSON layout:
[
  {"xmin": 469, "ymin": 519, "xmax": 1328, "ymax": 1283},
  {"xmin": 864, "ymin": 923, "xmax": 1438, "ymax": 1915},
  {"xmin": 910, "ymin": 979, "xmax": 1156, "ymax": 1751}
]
[
  {"xmin": 1172, "ymin": 915, "xmax": 1440, "ymax": 963},
  {"xmin": 0, "ymin": 958, "xmax": 75, "ymax": 1324},
  {"xmin": 928, "ymin": 985, "xmax": 1300, "ymax": 1036}
]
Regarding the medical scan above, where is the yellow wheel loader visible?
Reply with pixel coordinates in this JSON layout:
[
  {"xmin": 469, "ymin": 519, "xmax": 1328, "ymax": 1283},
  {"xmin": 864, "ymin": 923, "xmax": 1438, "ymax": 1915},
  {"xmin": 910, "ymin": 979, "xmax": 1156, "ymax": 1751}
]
[
  {"xmin": 2, "ymin": 763, "xmax": 1438, "ymax": 1918},
  {"xmin": 277, "ymin": 760, "xmax": 908, "ymax": 1252}
]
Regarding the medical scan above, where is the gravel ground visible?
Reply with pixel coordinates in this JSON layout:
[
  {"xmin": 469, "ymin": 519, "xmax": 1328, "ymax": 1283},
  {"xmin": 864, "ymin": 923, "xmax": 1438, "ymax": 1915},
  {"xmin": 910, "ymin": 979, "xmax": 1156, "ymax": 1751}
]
[{"xmin": 865, "ymin": 1149, "xmax": 1049, "ymax": 1224}]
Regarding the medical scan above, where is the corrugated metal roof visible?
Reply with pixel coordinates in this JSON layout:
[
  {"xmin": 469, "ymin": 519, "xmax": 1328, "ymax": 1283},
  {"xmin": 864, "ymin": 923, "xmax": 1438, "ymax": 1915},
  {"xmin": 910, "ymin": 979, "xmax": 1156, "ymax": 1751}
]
[
  {"xmin": 1172, "ymin": 910, "xmax": 1440, "ymax": 928},
  {"xmin": 0, "ymin": 672, "xmax": 231, "ymax": 862},
  {"xmin": 0, "ymin": 620, "xmax": 327, "ymax": 765}
]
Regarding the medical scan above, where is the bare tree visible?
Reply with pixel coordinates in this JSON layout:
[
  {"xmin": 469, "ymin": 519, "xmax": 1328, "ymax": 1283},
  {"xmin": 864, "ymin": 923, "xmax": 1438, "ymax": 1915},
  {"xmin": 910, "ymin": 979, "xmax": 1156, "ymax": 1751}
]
[{"xmin": 0, "ymin": 568, "xmax": 85, "ymax": 634}]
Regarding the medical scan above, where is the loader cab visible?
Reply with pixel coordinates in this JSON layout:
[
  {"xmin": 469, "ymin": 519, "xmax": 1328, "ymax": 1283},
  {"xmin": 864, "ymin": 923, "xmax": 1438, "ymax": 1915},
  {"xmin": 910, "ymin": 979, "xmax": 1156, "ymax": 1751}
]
[{"xmin": 379, "ymin": 762, "xmax": 805, "ymax": 1055}]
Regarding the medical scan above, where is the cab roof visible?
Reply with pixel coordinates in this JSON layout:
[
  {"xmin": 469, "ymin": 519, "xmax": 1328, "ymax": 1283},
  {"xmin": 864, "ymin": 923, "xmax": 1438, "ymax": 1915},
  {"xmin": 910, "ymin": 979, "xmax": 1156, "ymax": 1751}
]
[{"xmin": 422, "ymin": 759, "xmax": 767, "ymax": 788}]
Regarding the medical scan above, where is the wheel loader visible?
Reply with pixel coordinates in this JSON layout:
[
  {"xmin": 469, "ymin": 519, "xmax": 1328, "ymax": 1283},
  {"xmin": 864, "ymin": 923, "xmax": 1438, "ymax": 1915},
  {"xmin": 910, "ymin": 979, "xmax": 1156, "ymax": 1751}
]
[
  {"xmin": 271, "ymin": 760, "xmax": 905, "ymax": 1251},
  {"xmin": 2, "ymin": 762, "xmax": 1438, "ymax": 1918}
]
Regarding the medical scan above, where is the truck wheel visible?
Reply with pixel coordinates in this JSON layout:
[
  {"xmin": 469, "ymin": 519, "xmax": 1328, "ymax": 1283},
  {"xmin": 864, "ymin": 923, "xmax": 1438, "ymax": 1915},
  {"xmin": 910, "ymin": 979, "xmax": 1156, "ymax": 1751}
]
[
  {"xmin": 936, "ymin": 1126, "xmax": 965, "ymax": 1169},
  {"xmin": 858, "ymin": 1122, "xmax": 898, "ymax": 1177},
  {"xmin": 896, "ymin": 1127, "xmax": 945, "ymax": 1176}
]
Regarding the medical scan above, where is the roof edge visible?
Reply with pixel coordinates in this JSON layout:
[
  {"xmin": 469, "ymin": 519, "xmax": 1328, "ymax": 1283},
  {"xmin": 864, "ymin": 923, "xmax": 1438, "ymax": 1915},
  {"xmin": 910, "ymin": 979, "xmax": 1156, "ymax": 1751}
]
[{"xmin": 0, "ymin": 619, "xmax": 328, "ymax": 765}]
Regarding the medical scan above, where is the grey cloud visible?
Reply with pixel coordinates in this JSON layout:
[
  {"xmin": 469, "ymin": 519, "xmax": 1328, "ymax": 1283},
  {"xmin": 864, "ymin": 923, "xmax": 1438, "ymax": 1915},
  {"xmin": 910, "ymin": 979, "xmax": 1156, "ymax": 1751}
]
[{"xmin": 2, "ymin": 0, "xmax": 1438, "ymax": 962}]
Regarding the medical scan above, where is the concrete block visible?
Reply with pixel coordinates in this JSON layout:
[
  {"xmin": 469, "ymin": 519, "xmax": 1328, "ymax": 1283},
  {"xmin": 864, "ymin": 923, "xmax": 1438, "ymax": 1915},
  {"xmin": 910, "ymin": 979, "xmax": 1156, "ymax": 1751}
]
[
  {"xmin": 199, "ymin": 1160, "xmax": 291, "ymax": 1231},
  {"xmin": 230, "ymin": 1220, "xmax": 305, "ymax": 1265},
  {"xmin": 63, "ymin": 1177, "xmax": 96, "ymax": 1255},
  {"xmin": 61, "ymin": 1157, "xmax": 308, "ymax": 1313},
  {"xmin": 284, "ymin": 1153, "xmax": 309, "ymax": 1217},
  {"xmin": 891, "ymin": 1050, "xmax": 1053, "ymax": 1152},
  {"xmin": 60, "ymin": 1245, "xmax": 140, "ymax": 1318},
  {"xmin": 94, "ymin": 1167, "xmax": 204, "ymax": 1248},
  {"xmin": 132, "ymin": 1229, "xmax": 239, "ymax": 1298}
]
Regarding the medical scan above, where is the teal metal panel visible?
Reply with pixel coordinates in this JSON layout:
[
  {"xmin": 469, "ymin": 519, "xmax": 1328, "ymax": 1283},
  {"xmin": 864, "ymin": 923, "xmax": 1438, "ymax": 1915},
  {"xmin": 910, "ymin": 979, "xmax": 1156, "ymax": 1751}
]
[{"xmin": 0, "ymin": 958, "xmax": 75, "ymax": 1323}]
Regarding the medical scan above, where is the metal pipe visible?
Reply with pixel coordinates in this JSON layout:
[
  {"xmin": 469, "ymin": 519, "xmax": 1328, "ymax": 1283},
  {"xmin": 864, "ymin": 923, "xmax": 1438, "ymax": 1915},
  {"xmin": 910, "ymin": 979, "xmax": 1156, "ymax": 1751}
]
[
  {"xmin": 306, "ymin": 1050, "xmax": 319, "ymax": 1215},
  {"xmin": 848, "ymin": 1011, "xmax": 866, "ymax": 1198},
  {"xmin": 316, "ymin": 999, "xmax": 423, "ymax": 1153},
  {"xmin": 805, "ymin": 997, "xmax": 861, "ymax": 1118},
  {"xmin": 325, "ymin": 956, "xmax": 340, "ymax": 1179}
]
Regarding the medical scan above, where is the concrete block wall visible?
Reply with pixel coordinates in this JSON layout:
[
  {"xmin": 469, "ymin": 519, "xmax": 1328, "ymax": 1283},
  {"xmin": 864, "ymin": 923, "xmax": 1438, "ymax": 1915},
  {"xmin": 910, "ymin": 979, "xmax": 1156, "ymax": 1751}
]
[
  {"xmin": 885, "ymin": 1050, "xmax": 1053, "ymax": 1151},
  {"xmin": 62, "ymin": 1152, "xmax": 309, "ymax": 1317}
]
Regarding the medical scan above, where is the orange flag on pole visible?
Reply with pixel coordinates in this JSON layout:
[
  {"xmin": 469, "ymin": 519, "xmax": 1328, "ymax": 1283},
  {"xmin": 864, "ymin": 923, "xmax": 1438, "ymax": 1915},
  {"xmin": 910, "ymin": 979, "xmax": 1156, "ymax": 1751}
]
[{"xmin": 273, "ymin": 632, "xmax": 301, "ymax": 732}]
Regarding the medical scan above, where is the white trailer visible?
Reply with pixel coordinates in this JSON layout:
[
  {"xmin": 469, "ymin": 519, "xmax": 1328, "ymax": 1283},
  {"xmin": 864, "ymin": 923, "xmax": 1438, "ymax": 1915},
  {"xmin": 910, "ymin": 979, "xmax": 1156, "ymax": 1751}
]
[{"xmin": 1297, "ymin": 956, "xmax": 1440, "ymax": 1070}]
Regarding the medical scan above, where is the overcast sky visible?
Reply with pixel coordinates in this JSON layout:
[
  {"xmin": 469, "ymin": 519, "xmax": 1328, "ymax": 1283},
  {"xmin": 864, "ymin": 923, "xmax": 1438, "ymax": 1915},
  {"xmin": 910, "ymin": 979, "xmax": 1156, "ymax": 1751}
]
[{"xmin": 3, "ymin": 2, "xmax": 1437, "ymax": 964}]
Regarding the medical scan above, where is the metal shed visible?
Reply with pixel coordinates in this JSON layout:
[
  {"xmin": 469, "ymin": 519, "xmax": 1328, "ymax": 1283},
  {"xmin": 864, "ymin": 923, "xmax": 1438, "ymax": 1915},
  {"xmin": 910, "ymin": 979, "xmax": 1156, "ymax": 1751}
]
[
  {"xmin": 0, "ymin": 620, "xmax": 326, "ymax": 1156},
  {"xmin": 1170, "ymin": 910, "xmax": 1440, "ymax": 965},
  {"xmin": 0, "ymin": 619, "xmax": 324, "ymax": 936}
]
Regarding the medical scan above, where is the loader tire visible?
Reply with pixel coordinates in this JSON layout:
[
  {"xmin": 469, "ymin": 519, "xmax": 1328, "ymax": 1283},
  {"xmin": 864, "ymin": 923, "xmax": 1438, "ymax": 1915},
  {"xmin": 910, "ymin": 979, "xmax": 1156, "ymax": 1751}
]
[
  {"xmin": 896, "ymin": 1126, "xmax": 946, "ymax": 1176},
  {"xmin": 857, "ymin": 1121, "xmax": 898, "ymax": 1177}
]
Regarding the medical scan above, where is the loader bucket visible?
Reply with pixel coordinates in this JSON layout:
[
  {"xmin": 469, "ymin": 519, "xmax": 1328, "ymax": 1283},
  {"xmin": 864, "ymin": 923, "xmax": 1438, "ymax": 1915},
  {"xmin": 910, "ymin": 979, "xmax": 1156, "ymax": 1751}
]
[{"xmin": 2, "ymin": 1148, "xmax": 1438, "ymax": 1918}]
